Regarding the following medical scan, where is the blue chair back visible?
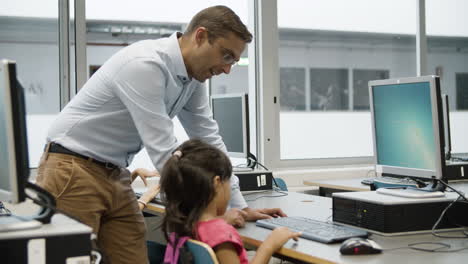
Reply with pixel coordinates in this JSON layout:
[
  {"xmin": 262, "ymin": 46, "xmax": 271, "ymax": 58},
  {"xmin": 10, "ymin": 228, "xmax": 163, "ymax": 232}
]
[
  {"xmin": 275, "ymin": 177, "xmax": 288, "ymax": 191},
  {"xmin": 186, "ymin": 239, "xmax": 219, "ymax": 264},
  {"xmin": 147, "ymin": 239, "xmax": 219, "ymax": 264}
]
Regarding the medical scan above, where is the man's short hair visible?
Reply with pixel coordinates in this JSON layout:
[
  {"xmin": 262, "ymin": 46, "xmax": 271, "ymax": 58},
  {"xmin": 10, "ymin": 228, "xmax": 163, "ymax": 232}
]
[{"xmin": 185, "ymin": 5, "xmax": 253, "ymax": 43}]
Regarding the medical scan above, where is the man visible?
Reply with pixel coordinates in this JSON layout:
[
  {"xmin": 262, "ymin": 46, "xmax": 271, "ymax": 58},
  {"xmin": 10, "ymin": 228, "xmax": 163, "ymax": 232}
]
[{"xmin": 36, "ymin": 5, "xmax": 285, "ymax": 264}]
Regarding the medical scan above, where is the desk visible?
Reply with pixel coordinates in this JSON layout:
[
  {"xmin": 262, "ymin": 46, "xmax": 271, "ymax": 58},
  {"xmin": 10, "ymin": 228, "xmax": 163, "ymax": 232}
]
[
  {"xmin": 303, "ymin": 178, "xmax": 369, "ymax": 196},
  {"xmin": 304, "ymin": 178, "xmax": 468, "ymax": 197},
  {"xmin": 146, "ymin": 191, "xmax": 468, "ymax": 264},
  {"xmin": 0, "ymin": 213, "xmax": 92, "ymax": 263}
]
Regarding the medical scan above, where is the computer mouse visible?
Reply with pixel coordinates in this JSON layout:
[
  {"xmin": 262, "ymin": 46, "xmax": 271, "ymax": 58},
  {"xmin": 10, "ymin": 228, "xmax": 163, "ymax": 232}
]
[{"xmin": 339, "ymin": 237, "xmax": 382, "ymax": 255}]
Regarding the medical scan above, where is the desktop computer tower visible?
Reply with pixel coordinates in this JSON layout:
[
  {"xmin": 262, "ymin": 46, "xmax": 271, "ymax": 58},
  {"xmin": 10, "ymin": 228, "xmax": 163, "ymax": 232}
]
[
  {"xmin": 0, "ymin": 214, "xmax": 92, "ymax": 264},
  {"xmin": 332, "ymin": 191, "xmax": 468, "ymax": 234},
  {"xmin": 234, "ymin": 170, "xmax": 273, "ymax": 191},
  {"xmin": 445, "ymin": 162, "xmax": 467, "ymax": 180}
]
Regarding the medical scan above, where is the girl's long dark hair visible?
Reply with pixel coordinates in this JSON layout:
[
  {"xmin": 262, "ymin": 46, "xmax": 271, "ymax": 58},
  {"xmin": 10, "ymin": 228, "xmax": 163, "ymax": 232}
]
[{"xmin": 159, "ymin": 139, "xmax": 232, "ymax": 242}]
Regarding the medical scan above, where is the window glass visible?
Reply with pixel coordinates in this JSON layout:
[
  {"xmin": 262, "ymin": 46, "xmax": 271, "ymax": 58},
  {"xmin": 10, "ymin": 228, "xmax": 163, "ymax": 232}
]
[
  {"xmin": 353, "ymin": 69, "xmax": 389, "ymax": 110},
  {"xmin": 280, "ymin": 67, "xmax": 306, "ymax": 111},
  {"xmin": 278, "ymin": 0, "xmax": 417, "ymax": 160},
  {"xmin": 310, "ymin": 68, "xmax": 348, "ymax": 111},
  {"xmin": 0, "ymin": 0, "xmax": 60, "ymax": 167},
  {"xmin": 426, "ymin": 0, "xmax": 468, "ymax": 153}
]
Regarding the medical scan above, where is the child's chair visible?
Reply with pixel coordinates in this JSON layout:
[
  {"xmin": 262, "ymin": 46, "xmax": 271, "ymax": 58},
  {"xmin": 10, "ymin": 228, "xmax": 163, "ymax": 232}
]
[
  {"xmin": 147, "ymin": 239, "xmax": 219, "ymax": 264},
  {"xmin": 274, "ymin": 177, "xmax": 288, "ymax": 191},
  {"xmin": 186, "ymin": 239, "xmax": 219, "ymax": 264}
]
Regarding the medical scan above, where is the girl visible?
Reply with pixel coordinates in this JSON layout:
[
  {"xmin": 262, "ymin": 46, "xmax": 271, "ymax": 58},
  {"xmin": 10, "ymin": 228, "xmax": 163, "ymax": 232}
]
[{"xmin": 160, "ymin": 139, "xmax": 301, "ymax": 264}]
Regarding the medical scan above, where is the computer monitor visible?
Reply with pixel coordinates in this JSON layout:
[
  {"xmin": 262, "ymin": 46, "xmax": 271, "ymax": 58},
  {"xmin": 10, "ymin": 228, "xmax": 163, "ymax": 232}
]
[
  {"xmin": 369, "ymin": 76, "xmax": 446, "ymax": 182},
  {"xmin": 441, "ymin": 94, "xmax": 451, "ymax": 160},
  {"xmin": 0, "ymin": 59, "xmax": 29, "ymax": 204},
  {"xmin": 211, "ymin": 93, "xmax": 250, "ymax": 159}
]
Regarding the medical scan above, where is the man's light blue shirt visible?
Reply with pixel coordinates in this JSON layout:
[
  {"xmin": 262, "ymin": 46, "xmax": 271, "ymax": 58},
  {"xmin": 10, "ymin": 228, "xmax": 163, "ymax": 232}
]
[{"xmin": 47, "ymin": 32, "xmax": 247, "ymax": 209}]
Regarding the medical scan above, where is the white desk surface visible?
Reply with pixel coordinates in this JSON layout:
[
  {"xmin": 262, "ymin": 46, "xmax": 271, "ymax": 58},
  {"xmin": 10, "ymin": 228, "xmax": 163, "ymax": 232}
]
[
  {"xmin": 0, "ymin": 213, "xmax": 92, "ymax": 240},
  {"xmin": 238, "ymin": 191, "xmax": 468, "ymax": 264},
  {"xmin": 303, "ymin": 178, "xmax": 370, "ymax": 192},
  {"xmin": 304, "ymin": 178, "xmax": 468, "ymax": 194}
]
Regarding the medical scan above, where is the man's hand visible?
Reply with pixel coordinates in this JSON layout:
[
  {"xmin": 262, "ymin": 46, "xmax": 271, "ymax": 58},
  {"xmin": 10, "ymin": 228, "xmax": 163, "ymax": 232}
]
[
  {"xmin": 242, "ymin": 207, "xmax": 287, "ymax": 222},
  {"xmin": 223, "ymin": 208, "xmax": 248, "ymax": 227}
]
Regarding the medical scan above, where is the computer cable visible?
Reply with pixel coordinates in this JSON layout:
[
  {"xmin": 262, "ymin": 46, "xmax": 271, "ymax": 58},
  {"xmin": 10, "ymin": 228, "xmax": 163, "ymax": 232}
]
[
  {"xmin": 247, "ymin": 152, "xmax": 258, "ymax": 169},
  {"xmin": 90, "ymin": 233, "xmax": 103, "ymax": 264},
  {"xmin": 366, "ymin": 169, "xmax": 376, "ymax": 178},
  {"xmin": 91, "ymin": 250, "xmax": 102, "ymax": 264},
  {"xmin": 430, "ymin": 179, "xmax": 468, "ymax": 239},
  {"xmin": 247, "ymin": 159, "xmax": 284, "ymax": 191},
  {"xmin": 382, "ymin": 242, "xmax": 468, "ymax": 253},
  {"xmin": 24, "ymin": 186, "xmax": 83, "ymax": 225},
  {"xmin": 25, "ymin": 183, "xmax": 105, "ymax": 262},
  {"xmin": 0, "ymin": 201, "xmax": 12, "ymax": 216},
  {"xmin": 233, "ymin": 164, "xmax": 251, "ymax": 169},
  {"xmin": 435, "ymin": 179, "xmax": 468, "ymax": 201},
  {"xmin": 244, "ymin": 191, "xmax": 288, "ymax": 202}
]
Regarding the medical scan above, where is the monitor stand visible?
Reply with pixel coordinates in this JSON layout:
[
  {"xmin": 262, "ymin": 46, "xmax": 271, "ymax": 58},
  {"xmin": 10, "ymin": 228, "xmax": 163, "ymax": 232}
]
[
  {"xmin": 0, "ymin": 183, "xmax": 56, "ymax": 232},
  {"xmin": 0, "ymin": 215, "xmax": 42, "ymax": 232},
  {"xmin": 376, "ymin": 178, "xmax": 446, "ymax": 199}
]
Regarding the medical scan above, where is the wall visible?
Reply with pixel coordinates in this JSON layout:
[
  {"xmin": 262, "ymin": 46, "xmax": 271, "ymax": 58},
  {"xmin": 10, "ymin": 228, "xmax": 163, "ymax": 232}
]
[{"xmin": 3, "ymin": 0, "xmax": 468, "ymax": 36}]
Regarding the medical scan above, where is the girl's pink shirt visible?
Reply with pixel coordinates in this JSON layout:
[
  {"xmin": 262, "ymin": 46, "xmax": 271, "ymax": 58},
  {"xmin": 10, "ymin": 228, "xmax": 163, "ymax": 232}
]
[{"xmin": 196, "ymin": 218, "xmax": 249, "ymax": 264}]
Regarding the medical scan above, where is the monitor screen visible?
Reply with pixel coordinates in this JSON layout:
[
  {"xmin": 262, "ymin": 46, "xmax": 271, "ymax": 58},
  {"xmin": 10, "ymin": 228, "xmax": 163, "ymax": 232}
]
[
  {"xmin": 369, "ymin": 76, "xmax": 445, "ymax": 180},
  {"xmin": 0, "ymin": 60, "xmax": 29, "ymax": 203},
  {"xmin": 211, "ymin": 94, "xmax": 249, "ymax": 159}
]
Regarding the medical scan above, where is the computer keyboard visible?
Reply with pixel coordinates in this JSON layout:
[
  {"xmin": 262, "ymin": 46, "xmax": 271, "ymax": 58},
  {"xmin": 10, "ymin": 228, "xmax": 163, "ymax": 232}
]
[
  {"xmin": 361, "ymin": 177, "xmax": 419, "ymax": 187},
  {"xmin": 256, "ymin": 216, "xmax": 368, "ymax": 244},
  {"xmin": 451, "ymin": 155, "xmax": 468, "ymax": 162}
]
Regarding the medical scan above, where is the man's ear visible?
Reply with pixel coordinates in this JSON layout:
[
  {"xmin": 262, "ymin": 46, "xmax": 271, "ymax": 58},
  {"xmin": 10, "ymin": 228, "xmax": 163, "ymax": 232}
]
[{"xmin": 194, "ymin": 27, "xmax": 209, "ymax": 46}]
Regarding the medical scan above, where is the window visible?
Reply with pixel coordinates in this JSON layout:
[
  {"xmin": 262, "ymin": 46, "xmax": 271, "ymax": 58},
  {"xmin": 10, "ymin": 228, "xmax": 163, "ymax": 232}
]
[
  {"xmin": 310, "ymin": 68, "xmax": 348, "ymax": 111},
  {"xmin": 280, "ymin": 67, "xmax": 306, "ymax": 111},
  {"xmin": 277, "ymin": 0, "xmax": 417, "ymax": 162},
  {"xmin": 456, "ymin": 73, "xmax": 468, "ymax": 110},
  {"xmin": 353, "ymin": 69, "xmax": 389, "ymax": 110}
]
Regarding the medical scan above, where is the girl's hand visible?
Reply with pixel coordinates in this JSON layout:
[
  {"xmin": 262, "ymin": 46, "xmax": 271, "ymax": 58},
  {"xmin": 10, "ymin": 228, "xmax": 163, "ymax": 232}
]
[
  {"xmin": 131, "ymin": 168, "xmax": 160, "ymax": 185},
  {"xmin": 264, "ymin": 227, "xmax": 301, "ymax": 252}
]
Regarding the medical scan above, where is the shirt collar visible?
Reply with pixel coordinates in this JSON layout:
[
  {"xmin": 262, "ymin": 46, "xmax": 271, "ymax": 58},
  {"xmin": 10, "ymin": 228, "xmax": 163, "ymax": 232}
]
[{"xmin": 167, "ymin": 32, "xmax": 191, "ymax": 84}]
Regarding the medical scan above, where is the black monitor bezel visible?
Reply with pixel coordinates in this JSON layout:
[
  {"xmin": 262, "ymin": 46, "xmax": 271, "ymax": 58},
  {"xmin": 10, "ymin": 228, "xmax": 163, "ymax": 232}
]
[{"xmin": 0, "ymin": 60, "xmax": 29, "ymax": 203}]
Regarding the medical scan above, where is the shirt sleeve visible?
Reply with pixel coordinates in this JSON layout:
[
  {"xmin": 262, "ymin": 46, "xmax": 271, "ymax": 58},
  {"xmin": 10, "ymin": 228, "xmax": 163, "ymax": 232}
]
[
  {"xmin": 112, "ymin": 58, "xmax": 178, "ymax": 171},
  {"xmin": 177, "ymin": 86, "xmax": 248, "ymax": 209},
  {"xmin": 197, "ymin": 219, "xmax": 244, "ymax": 254}
]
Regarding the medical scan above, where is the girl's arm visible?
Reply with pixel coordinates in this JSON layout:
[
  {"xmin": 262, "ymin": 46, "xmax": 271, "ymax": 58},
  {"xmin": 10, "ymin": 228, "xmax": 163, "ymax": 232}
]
[
  {"xmin": 214, "ymin": 227, "xmax": 300, "ymax": 264},
  {"xmin": 250, "ymin": 227, "xmax": 301, "ymax": 264},
  {"xmin": 214, "ymin": 243, "xmax": 241, "ymax": 264},
  {"xmin": 214, "ymin": 241, "xmax": 274, "ymax": 264}
]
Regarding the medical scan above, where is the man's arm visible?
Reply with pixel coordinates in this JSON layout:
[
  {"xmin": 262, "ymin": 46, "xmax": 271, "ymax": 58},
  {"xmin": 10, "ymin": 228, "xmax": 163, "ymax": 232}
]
[{"xmin": 112, "ymin": 59, "xmax": 178, "ymax": 171}]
